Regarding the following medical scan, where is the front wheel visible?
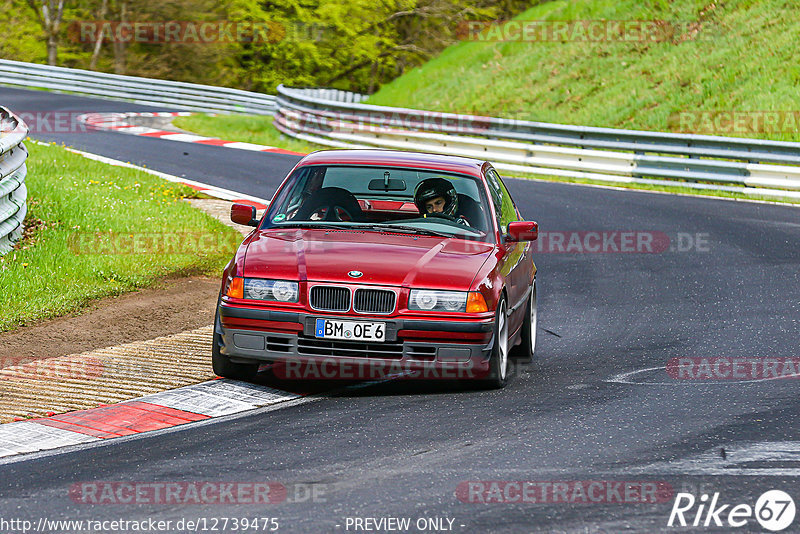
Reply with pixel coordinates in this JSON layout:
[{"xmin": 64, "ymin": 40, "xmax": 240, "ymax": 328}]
[
  {"xmin": 511, "ymin": 283, "xmax": 537, "ymax": 362},
  {"xmin": 211, "ymin": 306, "xmax": 258, "ymax": 381},
  {"xmin": 482, "ymin": 297, "xmax": 510, "ymax": 389}
]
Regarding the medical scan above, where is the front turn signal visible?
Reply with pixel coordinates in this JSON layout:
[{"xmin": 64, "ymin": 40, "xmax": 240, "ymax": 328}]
[
  {"xmin": 225, "ymin": 277, "xmax": 244, "ymax": 299},
  {"xmin": 466, "ymin": 292, "xmax": 488, "ymax": 313}
]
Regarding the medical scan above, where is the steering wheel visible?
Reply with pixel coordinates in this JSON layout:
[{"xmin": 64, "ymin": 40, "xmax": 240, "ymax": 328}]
[
  {"xmin": 294, "ymin": 187, "xmax": 364, "ymax": 222},
  {"xmin": 312, "ymin": 204, "xmax": 356, "ymax": 222},
  {"xmin": 426, "ymin": 212, "xmax": 471, "ymax": 227},
  {"xmin": 426, "ymin": 212, "xmax": 457, "ymax": 222}
]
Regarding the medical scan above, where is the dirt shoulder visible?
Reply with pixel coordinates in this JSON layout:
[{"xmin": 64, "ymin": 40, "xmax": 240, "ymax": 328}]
[
  {"xmin": 0, "ymin": 198, "xmax": 250, "ymax": 368},
  {"xmin": 0, "ymin": 275, "xmax": 220, "ymax": 367}
]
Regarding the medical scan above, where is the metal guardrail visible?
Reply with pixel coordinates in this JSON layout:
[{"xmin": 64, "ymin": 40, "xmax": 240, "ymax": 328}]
[
  {"xmin": 274, "ymin": 85, "xmax": 800, "ymax": 200},
  {"xmin": 3, "ymin": 59, "xmax": 800, "ymax": 199},
  {"xmin": 0, "ymin": 59, "xmax": 276, "ymax": 115},
  {"xmin": 0, "ymin": 107, "xmax": 28, "ymax": 255}
]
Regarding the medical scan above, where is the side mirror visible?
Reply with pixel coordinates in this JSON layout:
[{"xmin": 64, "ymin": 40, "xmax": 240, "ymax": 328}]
[
  {"xmin": 506, "ymin": 221, "xmax": 538, "ymax": 242},
  {"xmin": 231, "ymin": 203, "xmax": 258, "ymax": 227}
]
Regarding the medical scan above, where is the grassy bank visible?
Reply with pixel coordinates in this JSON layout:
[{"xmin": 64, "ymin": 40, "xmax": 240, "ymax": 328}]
[
  {"xmin": 368, "ymin": 0, "xmax": 800, "ymax": 142},
  {"xmin": 0, "ymin": 141, "xmax": 242, "ymax": 332}
]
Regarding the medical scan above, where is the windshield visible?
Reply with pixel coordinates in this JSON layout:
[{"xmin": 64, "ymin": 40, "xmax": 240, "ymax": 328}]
[{"xmin": 262, "ymin": 165, "xmax": 494, "ymax": 241}]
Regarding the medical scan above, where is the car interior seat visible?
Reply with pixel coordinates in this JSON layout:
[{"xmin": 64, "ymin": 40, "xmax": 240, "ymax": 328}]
[
  {"xmin": 295, "ymin": 187, "xmax": 365, "ymax": 222},
  {"xmin": 457, "ymin": 193, "xmax": 486, "ymax": 233}
]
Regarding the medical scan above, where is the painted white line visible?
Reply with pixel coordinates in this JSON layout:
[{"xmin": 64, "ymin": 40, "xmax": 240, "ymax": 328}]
[
  {"xmin": 91, "ymin": 121, "xmax": 125, "ymax": 128},
  {"xmin": 606, "ymin": 366, "xmax": 800, "ymax": 386},
  {"xmin": 628, "ymin": 441, "xmax": 800, "ymax": 476},
  {"xmin": 110, "ymin": 126, "xmax": 161, "ymax": 135},
  {"xmin": 223, "ymin": 141, "xmax": 276, "ymax": 151},
  {"xmin": 159, "ymin": 133, "xmax": 214, "ymax": 143}
]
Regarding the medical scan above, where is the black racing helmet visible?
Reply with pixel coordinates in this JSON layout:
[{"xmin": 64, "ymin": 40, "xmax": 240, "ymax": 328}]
[{"xmin": 413, "ymin": 177, "xmax": 458, "ymax": 217}]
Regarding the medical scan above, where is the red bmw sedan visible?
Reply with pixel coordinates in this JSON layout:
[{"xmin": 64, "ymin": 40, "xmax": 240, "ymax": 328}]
[{"xmin": 215, "ymin": 150, "xmax": 538, "ymax": 388}]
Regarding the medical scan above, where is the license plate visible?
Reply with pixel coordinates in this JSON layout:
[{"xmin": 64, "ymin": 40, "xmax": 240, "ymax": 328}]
[{"xmin": 315, "ymin": 319, "xmax": 385, "ymax": 342}]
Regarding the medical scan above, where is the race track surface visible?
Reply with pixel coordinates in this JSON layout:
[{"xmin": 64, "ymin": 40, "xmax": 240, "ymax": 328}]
[{"xmin": 2, "ymin": 87, "xmax": 799, "ymax": 533}]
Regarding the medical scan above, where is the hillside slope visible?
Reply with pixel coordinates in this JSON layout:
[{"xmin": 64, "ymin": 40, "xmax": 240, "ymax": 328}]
[{"xmin": 368, "ymin": 0, "xmax": 800, "ymax": 142}]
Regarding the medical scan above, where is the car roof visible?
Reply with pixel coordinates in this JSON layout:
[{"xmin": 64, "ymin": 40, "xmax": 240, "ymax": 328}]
[{"xmin": 296, "ymin": 150, "xmax": 488, "ymax": 178}]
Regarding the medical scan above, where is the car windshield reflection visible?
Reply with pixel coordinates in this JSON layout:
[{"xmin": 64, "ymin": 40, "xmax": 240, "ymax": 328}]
[{"xmin": 262, "ymin": 165, "xmax": 493, "ymax": 240}]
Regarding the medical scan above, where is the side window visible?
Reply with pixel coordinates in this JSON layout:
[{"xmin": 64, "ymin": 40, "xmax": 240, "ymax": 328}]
[
  {"xmin": 486, "ymin": 169, "xmax": 517, "ymax": 234},
  {"xmin": 485, "ymin": 168, "xmax": 503, "ymax": 232}
]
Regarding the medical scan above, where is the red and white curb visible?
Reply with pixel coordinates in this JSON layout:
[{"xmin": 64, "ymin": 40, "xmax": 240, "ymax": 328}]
[
  {"xmin": 77, "ymin": 112, "xmax": 305, "ymax": 156},
  {"xmin": 0, "ymin": 380, "xmax": 302, "ymax": 459}
]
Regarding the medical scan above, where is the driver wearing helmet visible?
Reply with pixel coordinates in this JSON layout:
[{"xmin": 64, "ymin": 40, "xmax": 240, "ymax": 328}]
[{"xmin": 413, "ymin": 177, "xmax": 470, "ymax": 226}]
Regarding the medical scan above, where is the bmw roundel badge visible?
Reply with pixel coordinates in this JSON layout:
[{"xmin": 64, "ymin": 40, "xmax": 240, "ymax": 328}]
[{"xmin": 348, "ymin": 270, "xmax": 363, "ymax": 278}]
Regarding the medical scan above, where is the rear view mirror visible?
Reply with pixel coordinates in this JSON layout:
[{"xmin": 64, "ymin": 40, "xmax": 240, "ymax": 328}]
[
  {"xmin": 231, "ymin": 203, "xmax": 258, "ymax": 226},
  {"xmin": 506, "ymin": 221, "xmax": 538, "ymax": 242},
  {"xmin": 368, "ymin": 178, "xmax": 406, "ymax": 191}
]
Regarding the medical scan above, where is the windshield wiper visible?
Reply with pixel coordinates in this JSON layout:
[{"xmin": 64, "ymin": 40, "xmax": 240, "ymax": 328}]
[
  {"xmin": 356, "ymin": 224, "xmax": 454, "ymax": 238},
  {"xmin": 271, "ymin": 222, "xmax": 349, "ymax": 231}
]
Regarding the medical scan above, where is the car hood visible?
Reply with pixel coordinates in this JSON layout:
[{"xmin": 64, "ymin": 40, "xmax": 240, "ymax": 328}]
[{"xmin": 243, "ymin": 228, "xmax": 494, "ymax": 290}]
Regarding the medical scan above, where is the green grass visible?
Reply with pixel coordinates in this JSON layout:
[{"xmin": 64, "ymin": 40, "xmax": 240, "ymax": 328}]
[
  {"xmin": 368, "ymin": 0, "xmax": 800, "ymax": 142},
  {"xmin": 172, "ymin": 114, "xmax": 320, "ymax": 154},
  {"xmin": 0, "ymin": 141, "xmax": 242, "ymax": 332}
]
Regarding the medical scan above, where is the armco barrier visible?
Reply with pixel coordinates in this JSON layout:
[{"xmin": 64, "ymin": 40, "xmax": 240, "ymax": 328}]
[
  {"xmin": 2, "ymin": 58, "xmax": 800, "ymax": 199},
  {"xmin": 0, "ymin": 59, "xmax": 276, "ymax": 115},
  {"xmin": 274, "ymin": 85, "xmax": 800, "ymax": 200},
  {"xmin": 0, "ymin": 106, "xmax": 28, "ymax": 254}
]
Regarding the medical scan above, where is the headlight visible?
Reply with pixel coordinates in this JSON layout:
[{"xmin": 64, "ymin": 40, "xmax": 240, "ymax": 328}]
[
  {"xmin": 243, "ymin": 278, "xmax": 298, "ymax": 302},
  {"xmin": 409, "ymin": 290, "xmax": 467, "ymax": 312}
]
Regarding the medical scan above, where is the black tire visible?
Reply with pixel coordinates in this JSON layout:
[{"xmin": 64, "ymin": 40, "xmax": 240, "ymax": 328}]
[
  {"xmin": 211, "ymin": 305, "xmax": 258, "ymax": 381},
  {"xmin": 511, "ymin": 283, "xmax": 537, "ymax": 363},
  {"xmin": 482, "ymin": 296, "xmax": 510, "ymax": 389}
]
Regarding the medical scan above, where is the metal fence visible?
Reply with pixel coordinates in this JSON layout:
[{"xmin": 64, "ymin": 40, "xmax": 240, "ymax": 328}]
[
  {"xmin": 274, "ymin": 85, "xmax": 800, "ymax": 200},
  {"xmin": 0, "ymin": 59, "xmax": 276, "ymax": 115},
  {"xmin": 4, "ymin": 57, "xmax": 800, "ymax": 216},
  {"xmin": 0, "ymin": 107, "xmax": 28, "ymax": 255}
]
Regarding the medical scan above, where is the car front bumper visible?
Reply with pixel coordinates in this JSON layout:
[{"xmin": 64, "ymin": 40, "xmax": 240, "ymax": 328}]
[{"xmin": 217, "ymin": 303, "xmax": 495, "ymax": 379}]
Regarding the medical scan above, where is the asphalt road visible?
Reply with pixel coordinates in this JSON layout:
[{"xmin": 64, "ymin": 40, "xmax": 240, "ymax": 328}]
[{"xmin": 2, "ymin": 87, "xmax": 800, "ymax": 533}]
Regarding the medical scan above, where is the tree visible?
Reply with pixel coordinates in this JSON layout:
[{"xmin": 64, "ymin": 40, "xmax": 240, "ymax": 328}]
[{"xmin": 25, "ymin": 0, "xmax": 65, "ymax": 65}]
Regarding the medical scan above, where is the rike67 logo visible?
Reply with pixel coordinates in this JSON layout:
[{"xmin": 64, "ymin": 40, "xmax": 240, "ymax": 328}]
[{"xmin": 668, "ymin": 490, "xmax": 796, "ymax": 531}]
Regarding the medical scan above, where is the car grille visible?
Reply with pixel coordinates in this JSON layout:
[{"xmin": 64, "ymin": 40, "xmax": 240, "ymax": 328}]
[
  {"xmin": 297, "ymin": 337, "xmax": 404, "ymax": 359},
  {"xmin": 353, "ymin": 289, "xmax": 396, "ymax": 314},
  {"xmin": 309, "ymin": 286, "xmax": 350, "ymax": 312}
]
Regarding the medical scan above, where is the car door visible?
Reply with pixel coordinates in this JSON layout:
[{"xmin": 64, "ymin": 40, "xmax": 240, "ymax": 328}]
[{"xmin": 485, "ymin": 168, "xmax": 531, "ymax": 330}]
